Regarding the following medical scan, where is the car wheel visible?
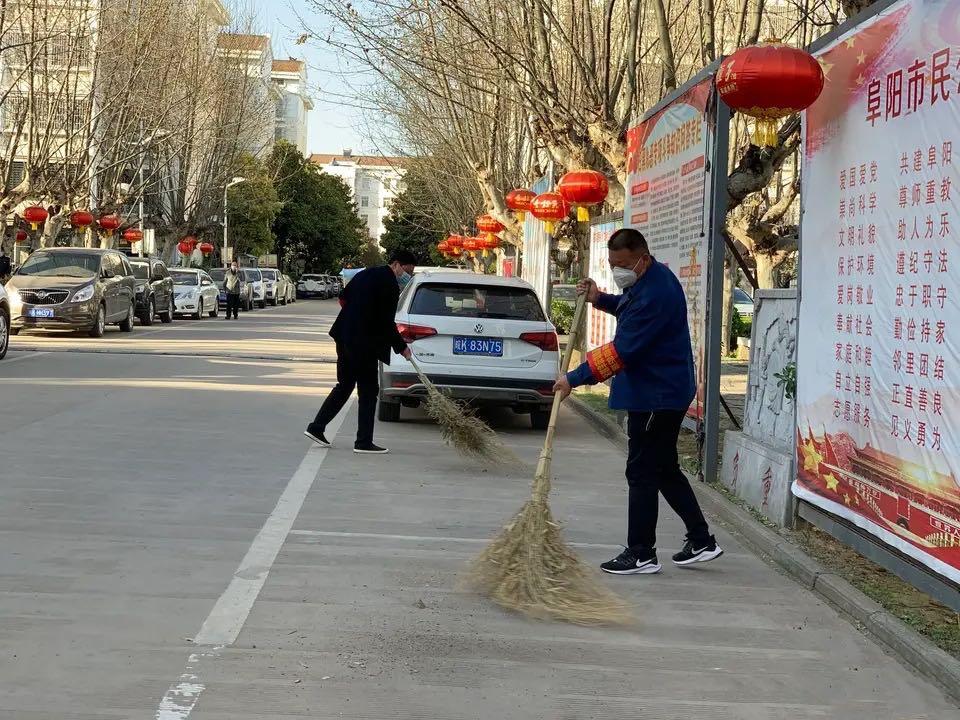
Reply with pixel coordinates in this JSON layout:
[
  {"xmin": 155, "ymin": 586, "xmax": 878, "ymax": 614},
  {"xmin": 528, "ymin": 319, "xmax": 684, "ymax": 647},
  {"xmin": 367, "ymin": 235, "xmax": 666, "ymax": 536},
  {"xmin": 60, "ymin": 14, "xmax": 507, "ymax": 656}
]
[
  {"xmin": 192, "ymin": 300, "xmax": 203, "ymax": 320},
  {"xmin": 209, "ymin": 300, "xmax": 218, "ymax": 318},
  {"xmin": 257, "ymin": 300, "xmax": 266, "ymax": 309},
  {"xmin": 159, "ymin": 296, "xmax": 173, "ymax": 323},
  {"xmin": 0, "ymin": 309, "xmax": 9, "ymax": 360},
  {"xmin": 378, "ymin": 398, "xmax": 401, "ymax": 422},
  {"xmin": 89, "ymin": 304, "xmax": 106, "ymax": 338},
  {"xmin": 530, "ymin": 409, "xmax": 551, "ymax": 431},
  {"xmin": 141, "ymin": 298, "xmax": 155, "ymax": 326},
  {"xmin": 120, "ymin": 301, "xmax": 135, "ymax": 332}
]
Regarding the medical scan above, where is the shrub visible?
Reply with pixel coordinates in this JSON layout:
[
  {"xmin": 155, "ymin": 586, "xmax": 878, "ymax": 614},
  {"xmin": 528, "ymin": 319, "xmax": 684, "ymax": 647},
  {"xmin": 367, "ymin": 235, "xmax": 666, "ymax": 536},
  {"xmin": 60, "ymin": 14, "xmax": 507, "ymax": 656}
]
[{"xmin": 551, "ymin": 298, "xmax": 574, "ymax": 334}]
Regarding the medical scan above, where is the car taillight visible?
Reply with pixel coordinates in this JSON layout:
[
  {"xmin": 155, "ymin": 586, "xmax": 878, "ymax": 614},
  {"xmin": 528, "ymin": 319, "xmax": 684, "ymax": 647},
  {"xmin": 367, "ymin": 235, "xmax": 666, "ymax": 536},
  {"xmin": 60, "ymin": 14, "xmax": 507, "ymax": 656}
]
[
  {"xmin": 520, "ymin": 331, "xmax": 559, "ymax": 351},
  {"xmin": 396, "ymin": 323, "xmax": 437, "ymax": 343}
]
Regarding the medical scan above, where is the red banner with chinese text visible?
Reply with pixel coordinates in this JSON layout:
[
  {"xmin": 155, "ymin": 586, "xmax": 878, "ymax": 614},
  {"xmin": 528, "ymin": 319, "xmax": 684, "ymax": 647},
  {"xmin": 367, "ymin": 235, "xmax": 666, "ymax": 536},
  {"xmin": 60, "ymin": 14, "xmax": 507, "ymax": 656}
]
[{"xmin": 796, "ymin": 0, "xmax": 960, "ymax": 583}]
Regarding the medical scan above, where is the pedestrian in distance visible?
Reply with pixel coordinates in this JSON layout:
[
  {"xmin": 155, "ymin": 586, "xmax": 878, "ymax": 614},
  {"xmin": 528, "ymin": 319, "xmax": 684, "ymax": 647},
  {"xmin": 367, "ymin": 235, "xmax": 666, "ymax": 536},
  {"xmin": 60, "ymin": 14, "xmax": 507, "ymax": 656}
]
[
  {"xmin": 304, "ymin": 250, "xmax": 416, "ymax": 454},
  {"xmin": 0, "ymin": 246, "xmax": 11, "ymax": 284},
  {"xmin": 224, "ymin": 262, "xmax": 242, "ymax": 319},
  {"xmin": 553, "ymin": 228, "xmax": 723, "ymax": 575}
]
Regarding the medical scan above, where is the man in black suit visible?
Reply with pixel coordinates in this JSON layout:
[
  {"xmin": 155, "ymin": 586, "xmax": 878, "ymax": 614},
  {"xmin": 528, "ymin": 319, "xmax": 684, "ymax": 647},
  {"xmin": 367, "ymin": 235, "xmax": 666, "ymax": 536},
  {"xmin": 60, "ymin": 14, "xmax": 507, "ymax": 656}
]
[{"xmin": 304, "ymin": 250, "xmax": 416, "ymax": 454}]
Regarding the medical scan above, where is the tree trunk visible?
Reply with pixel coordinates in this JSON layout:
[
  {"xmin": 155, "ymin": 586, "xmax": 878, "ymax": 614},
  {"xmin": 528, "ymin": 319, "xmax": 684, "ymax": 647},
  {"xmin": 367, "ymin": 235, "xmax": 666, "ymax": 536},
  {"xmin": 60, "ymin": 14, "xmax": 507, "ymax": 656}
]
[
  {"xmin": 721, "ymin": 253, "xmax": 738, "ymax": 356},
  {"xmin": 755, "ymin": 253, "xmax": 779, "ymax": 289}
]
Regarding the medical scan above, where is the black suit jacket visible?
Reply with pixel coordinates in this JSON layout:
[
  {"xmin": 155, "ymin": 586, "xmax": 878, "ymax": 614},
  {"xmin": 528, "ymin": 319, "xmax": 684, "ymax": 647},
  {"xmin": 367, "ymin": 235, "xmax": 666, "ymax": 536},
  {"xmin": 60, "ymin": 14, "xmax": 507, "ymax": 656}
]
[{"xmin": 329, "ymin": 265, "xmax": 408, "ymax": 364}]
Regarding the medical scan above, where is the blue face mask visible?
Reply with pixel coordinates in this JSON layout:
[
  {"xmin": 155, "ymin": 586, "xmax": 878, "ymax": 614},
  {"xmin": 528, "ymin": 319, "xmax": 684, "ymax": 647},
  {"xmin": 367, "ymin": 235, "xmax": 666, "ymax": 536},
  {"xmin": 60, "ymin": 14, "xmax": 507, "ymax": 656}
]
[{"xmin": 398, "ymin": 271, "xmax": 412, "ymax": 288}]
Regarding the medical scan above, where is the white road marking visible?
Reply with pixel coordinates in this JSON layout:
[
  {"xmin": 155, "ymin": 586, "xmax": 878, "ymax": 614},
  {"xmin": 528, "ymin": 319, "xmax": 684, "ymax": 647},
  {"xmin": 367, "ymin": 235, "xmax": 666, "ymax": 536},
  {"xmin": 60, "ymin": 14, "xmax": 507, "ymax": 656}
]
[
  {"xmin": 153, "ymin": 398, "xmax": 353, "ymax": 720},
  {"xmin": 0, "ymin": 351, "xmax": 50, "ymax": 366},
  {"xmin": 288, "ymin": 529, "xmax": 622, "ymax": 551}
]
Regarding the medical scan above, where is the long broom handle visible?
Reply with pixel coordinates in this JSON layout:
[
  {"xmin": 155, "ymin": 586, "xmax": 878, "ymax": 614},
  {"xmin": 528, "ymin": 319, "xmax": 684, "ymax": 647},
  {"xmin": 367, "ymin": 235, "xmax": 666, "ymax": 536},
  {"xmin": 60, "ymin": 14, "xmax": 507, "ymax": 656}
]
[{"xmin": 532, "ymin": 292, "xmax": 589, "ymax": 499}]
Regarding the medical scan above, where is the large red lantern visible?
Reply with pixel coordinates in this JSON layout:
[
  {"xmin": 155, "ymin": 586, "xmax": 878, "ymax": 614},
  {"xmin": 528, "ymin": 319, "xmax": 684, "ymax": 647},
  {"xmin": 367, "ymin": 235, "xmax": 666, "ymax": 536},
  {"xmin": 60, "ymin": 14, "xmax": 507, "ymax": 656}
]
[
  {"xmin": 505, "ymin": 188, "xmax": 535, "ymax": 222},
  {"xmin": 14, "ymin": 229, "xmax": 29, "ymax": 244},
  {"xmin": 557, "ymin": 170, "xmax": 609, "ymax": 222},
  {"xmin": 23, "ymin": 205, "xmax": 48, "ymax": 230},
  {"xmin": 177, "ymin": 240, "xmax": 193, "ymax": 255},
  {"xmin": 181, "ymin": 235, "xmax": 197, "ymax": 248},
  {"xmin": 437, "ymin": 240, "xmax": 450, "ymax": 257},
  {"xmin": 97, "ymin": 214, "xmax": 121, "ymax": 236},
  {"xmin": 530, "ymin": 191, "xmax": 569, "ymax": 234},
  {"xmin": 121, "ymin": 228, "xmax": 143, "ymax": 244},
  {"xmin": 479, "ymin": 234, "xmax": 500, "ymax": 258},
  {"xmin": 70, "ymin": 210, "xmax": 94, "ymax": 229},
  {"xmin": 717, "ymin": 39, "xmax": 824, "ymax": 146},
  {"xmin": 199, "ymin": 242, "xmax": 214, "ymax": 256},
  {"xmin": 462, "ymin": 236, "xmax": 480, "ymax": 256},
  {"xmin": 476, "ymin": 214, "xmax": 505, "ymax": 243},
  {"xmin": 446, "ymin": 234, "xmax": 463, "ymax": 255}
]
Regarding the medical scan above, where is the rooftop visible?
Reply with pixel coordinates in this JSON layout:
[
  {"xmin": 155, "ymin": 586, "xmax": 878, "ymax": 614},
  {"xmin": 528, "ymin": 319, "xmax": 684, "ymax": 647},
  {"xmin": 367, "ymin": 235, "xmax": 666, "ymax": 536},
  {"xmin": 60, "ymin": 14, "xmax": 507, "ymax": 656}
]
[
  {"xmin": 310, "ymin": 152, "xmax": 406, "ymax": 169},
  {"xmin": 217, "ymin": 33, "xmax": 269, "ymax": 52},
  {"xmin": 272, "ymin": 59, "xmax": 304, "ymax": 73}
]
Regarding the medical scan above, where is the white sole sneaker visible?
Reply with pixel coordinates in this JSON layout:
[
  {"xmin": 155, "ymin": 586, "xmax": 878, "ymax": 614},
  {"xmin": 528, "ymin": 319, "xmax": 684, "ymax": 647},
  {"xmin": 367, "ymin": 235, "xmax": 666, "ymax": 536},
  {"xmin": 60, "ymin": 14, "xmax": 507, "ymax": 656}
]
[
  {"xmin": 303, "ymin": 431, "xmax": 330, "ymax": 447},
  {"xmin": 354, "ymin": 447, "xmax": 389, "ymax": 454},
  {"xmin": 673, "ymin": 546, "xmax": 724, "ymax": 566},
  {"xmin": 601, "ymin": 561, "xmax": 662, "ymax": 575}
]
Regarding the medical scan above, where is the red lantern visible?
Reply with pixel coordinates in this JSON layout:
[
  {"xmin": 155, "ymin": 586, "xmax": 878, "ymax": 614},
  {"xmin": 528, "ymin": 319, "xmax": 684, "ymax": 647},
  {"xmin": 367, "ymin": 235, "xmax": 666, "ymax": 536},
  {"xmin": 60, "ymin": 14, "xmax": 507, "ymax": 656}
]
[
  {"xmin": 437, "ymin": 240, "xmax": 450, "ymax": 257},
  {"xmin": 70, "ymin": 210, "xmax": 94, "ymax": 229},
  {"xmin": 23, "ymin": 205, "xmax": 48, "ymax": 231},
  {"xmin": 446, "ymin": 234, "xmax": 463, "ymax": 255},
  {"xmin": 505, "ymin": 188, "xmax": 535, "ymax": 222},
  {"xmin": 530, "ymin": 191, "xmax": 569, "ymax": 234},
  {"xmin": 97, "ymin": 214, "xmax": 121, "ymax": 236},
  {"xmin": 557, "ymin": 170, "xmax": 609, "ymax": 222},
  {"xmin": 14, "ymin": 229, "xmax": 28, "ymax": 244},
  {"xmin": 181, "ymin": 235, "xmax": 197, "ymax": 248},
  {"xmin": 122, "ymin": 228, "xmax": 143, "ymax": 244},
  {"xmin": 462, "ymin": 236, "xmax": 480, "ymax": 256},
  {"xmin": 199, "ymin": 242, "xmax": 214, "ymax": 256},
  {"xmin": 476, "ymin": 213, "xmax": 505, "ymax": 242},
  {"xmin": 177, "ymin": 240, "xmax": 193, "ymax": 255},
  {"xmin": 717, "ymin": 39, "xmax": 824, "ymax": 146}
]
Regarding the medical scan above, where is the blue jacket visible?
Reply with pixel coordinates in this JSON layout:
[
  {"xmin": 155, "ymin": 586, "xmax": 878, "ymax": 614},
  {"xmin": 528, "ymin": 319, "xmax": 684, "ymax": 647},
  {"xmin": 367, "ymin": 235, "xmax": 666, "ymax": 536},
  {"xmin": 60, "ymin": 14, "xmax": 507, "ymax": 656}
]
[{"xmin": 567, "ymin": 260, "xmax": 696, "ymax": 412}]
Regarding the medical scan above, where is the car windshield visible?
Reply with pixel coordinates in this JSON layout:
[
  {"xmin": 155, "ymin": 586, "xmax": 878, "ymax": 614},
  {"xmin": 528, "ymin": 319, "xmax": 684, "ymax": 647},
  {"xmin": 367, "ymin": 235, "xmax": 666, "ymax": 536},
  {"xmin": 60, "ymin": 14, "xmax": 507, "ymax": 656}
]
[
  {"xmin": 244, "ymin": 269, "xmax": 262, "ymax": 281},
  {"xmin": 734, "ymin": 288, "xmax": 753, "ymax": 303},
  {"xmin": 552, "ymin": 285, "xmax": 577, "ymax": 301},
  {"xmin": 261, "ymin": 270, "xmax": 278, "ymax": 280},
  {"xmin": 208, "ymin": 268, "xmax": 226, "ymax": 281},
  {"xmin": 130, "ymin": 262, "xmax": 150, "ymax": 280},
  {"xmin": 410, "ymin": 283, "xmax": 545, "ymax": 321},
  {"xmin": 17, "ymin": 251, "xmax": 99, "ymax": 278},
  {"xmin": 170, "ymin": 271, "xmax": 199, "ymax": 286}
]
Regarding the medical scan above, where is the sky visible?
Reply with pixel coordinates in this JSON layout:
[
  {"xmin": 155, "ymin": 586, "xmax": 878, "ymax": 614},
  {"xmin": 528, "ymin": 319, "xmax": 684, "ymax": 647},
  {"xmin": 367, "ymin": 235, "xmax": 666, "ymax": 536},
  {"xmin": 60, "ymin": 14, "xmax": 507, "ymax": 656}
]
[{"xmin": 254, "ymin": 0, "xmax": 371, "ymax": 156}]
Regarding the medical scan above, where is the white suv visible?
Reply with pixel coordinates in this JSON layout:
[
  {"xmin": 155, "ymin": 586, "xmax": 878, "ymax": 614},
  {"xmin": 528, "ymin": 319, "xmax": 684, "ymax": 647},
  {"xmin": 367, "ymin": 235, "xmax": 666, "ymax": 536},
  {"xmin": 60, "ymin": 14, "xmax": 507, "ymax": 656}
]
[{"xmin": 379, "ymin": 272, "xmax": 560, "ymax": 429}]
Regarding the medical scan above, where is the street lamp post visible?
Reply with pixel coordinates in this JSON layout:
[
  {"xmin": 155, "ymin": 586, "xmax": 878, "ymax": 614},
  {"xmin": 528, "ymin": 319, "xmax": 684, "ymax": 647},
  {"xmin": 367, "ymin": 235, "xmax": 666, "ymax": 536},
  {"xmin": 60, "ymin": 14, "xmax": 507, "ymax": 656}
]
[{"xmin": 223, "ymin": 176, "xmax": 246, "ymax": 265}]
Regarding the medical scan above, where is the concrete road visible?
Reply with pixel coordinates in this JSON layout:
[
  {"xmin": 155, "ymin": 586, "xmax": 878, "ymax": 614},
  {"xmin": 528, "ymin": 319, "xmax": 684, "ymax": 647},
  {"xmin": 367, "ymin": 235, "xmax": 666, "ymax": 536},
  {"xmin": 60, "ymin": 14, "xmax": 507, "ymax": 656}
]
[{"xmin": 0, "ymin": 299, "xmax": 955, "ymax": 719}]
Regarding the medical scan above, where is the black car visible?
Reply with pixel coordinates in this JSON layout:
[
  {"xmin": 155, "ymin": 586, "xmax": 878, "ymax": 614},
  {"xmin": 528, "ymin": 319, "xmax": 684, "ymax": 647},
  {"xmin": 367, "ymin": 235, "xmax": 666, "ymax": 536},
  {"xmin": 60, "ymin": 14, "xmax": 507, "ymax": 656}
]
[
  {"xmin": 129, "ymin": 258, "xmax": 175, "ymax": 326},
  {"xmin": 7, "ymin": 248, "xmax": 137, "ymax": 337}
]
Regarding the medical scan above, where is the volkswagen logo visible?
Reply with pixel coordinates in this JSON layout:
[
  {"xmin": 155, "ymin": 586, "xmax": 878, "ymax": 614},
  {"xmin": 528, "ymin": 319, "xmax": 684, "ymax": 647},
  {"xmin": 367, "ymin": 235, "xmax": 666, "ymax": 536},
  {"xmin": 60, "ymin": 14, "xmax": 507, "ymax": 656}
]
[{"xmin": 474, "ymin": 323, "xmax": 483, "ymax": 334}]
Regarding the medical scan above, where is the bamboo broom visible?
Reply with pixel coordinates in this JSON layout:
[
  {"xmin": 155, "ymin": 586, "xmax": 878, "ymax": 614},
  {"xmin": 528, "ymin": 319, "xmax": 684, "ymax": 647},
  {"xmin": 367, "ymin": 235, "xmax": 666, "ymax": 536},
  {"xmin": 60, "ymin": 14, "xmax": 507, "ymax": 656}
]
[{"xmin": 465, "ymin": 293, "xmax": 631, "ymax": 625}]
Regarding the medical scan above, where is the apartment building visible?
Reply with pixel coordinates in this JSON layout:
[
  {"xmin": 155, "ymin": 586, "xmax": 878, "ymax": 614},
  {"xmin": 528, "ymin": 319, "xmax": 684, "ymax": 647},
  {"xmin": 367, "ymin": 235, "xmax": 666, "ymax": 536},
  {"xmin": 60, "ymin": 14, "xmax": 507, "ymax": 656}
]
[
  {"xmin": 310, "ymin": 150, "xmax": 406, "ymax": 246},
  {"xmin": 271, "ymin": 59, "xmax": 313, "ymax": 155},
  {"xmin": 216, "ymin": 33, "xmax": 279, "ymax": 159}
]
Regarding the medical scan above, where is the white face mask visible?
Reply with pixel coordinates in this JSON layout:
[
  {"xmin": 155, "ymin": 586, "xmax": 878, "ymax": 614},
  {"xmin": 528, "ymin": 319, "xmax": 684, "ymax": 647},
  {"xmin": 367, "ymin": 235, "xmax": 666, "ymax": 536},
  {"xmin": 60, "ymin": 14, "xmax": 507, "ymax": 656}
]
[{"xmin": 612, "ymin": 257, "xmax": 643, "ymax": 289}]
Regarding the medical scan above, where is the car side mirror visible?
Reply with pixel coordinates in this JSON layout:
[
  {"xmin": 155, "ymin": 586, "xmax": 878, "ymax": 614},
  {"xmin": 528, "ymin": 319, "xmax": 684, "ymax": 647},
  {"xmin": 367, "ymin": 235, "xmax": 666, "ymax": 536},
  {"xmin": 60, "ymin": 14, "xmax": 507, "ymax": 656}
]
[{"xmin": 101, "ymin": 269, "xmax": 113, "ymax": 279}]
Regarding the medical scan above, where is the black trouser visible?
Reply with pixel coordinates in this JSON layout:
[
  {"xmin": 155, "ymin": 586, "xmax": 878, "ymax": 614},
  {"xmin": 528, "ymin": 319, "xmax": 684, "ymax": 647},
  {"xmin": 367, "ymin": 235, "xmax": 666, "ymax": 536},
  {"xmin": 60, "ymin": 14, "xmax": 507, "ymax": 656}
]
[
  {"xmin": 310, "ymin": 342, "xmax": 378, "ymax": 445},
  {"xmin": 626, "ymin": 410, "xmax": 712, "ymax": 551},
  {"xmin": 226, "ymin": 292, "xmax": 240, "ymax": 318}
]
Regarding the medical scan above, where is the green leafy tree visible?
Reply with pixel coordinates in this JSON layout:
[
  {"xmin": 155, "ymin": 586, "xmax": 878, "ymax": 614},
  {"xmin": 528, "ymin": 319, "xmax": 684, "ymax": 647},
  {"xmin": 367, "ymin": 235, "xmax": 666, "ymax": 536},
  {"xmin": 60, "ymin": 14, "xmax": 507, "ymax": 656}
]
[
  {"xmin": 267, "ymin": 141, "xmax": 366, "ymax": 275},
  {"xmin": 227, "ymin": 154, "xmax": 281, "ymax": 259}
]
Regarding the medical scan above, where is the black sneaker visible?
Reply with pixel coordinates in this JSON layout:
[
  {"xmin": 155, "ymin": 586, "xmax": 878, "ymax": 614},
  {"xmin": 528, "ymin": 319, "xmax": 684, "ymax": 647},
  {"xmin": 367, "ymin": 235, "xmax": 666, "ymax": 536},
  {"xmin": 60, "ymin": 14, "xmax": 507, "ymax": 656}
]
[
  {"xmin": 672, "ymin": 538, "xmax": 724, "ymax": 566},
  {"xmin": 303, "ymin": 428, "xmax": 330, "ymax": 447},
  {"xmin": 354, "ymin": 443, "xmax": 389, "ymax": 454},
  {"xmin": 600, "ymin": 547, "xmax": 661, "ymax": 575}
]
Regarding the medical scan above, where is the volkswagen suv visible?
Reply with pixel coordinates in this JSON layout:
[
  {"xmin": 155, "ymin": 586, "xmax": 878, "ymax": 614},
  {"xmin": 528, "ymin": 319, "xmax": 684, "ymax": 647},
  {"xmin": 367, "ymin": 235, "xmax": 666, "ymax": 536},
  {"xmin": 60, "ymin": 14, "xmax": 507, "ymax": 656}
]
[
  {"xmin": 7, "ymin": 248, "xmax": 137, "ymax": 337},
  {"xmin": 378, "ymin": 272, "xmax": 559, "ymax": 429}
]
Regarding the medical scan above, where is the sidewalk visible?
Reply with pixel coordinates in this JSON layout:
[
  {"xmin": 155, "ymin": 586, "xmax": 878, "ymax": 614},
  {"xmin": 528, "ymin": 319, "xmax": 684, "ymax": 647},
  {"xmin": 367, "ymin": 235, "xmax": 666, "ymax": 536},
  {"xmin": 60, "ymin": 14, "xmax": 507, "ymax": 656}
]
[{"xmin": 186, "ymin": 405, "xmax": 956, "ymax": 719}]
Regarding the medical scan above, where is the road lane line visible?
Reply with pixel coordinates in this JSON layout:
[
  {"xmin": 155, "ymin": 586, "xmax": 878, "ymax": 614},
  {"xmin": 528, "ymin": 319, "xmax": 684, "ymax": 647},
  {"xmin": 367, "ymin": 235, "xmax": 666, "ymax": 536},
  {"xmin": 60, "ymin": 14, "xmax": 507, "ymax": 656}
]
[
  {"xmin": 0, "ymin": 351, "xmax": 50, "ymax": 366},
  {"xmin": 154, "ymin": 397, "xmax": 353, "ymax": 720},
  {"xmin": 287, "ymin": 529, "xmax": 622, "ymax": 551}
]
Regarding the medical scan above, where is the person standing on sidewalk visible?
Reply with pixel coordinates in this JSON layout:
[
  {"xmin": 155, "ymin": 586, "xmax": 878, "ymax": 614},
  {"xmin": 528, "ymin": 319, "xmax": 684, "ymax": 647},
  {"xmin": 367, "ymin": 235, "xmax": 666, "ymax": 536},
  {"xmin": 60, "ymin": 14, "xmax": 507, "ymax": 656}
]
[
  {"xmin": 553, "ymin": 228, "xmax": 723, "ymax": 575},
  {"xmin": 224, "ymin": 262, "xmax": 242, "ymax": 319},
  {"xmin": 0, "ymin": 247, "xmax": 11, "ymax": 284},
  {"xmin": 304, "ymin": 250, "xmax": 416, "ymax": 454}
]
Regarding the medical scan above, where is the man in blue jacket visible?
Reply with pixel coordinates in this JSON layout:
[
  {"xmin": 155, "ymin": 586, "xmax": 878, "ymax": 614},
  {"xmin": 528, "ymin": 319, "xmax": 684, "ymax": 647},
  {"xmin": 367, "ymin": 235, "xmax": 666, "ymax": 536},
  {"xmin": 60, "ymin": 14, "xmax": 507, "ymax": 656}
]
[{"xmin": 554, "ymin": 228, "xmax": 722, "ymax": 575}]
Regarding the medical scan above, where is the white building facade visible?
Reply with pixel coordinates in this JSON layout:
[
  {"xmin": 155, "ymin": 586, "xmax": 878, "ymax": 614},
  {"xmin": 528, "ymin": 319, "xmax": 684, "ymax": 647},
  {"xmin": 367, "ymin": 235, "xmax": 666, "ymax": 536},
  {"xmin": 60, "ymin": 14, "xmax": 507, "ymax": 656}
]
[
  {"xmin": 271, "ymin": 59, "xmax": 312, "ymax": 154},
  {"xmin": 310, "ymin": 151, "xmax": 405, "ymax": 246}
]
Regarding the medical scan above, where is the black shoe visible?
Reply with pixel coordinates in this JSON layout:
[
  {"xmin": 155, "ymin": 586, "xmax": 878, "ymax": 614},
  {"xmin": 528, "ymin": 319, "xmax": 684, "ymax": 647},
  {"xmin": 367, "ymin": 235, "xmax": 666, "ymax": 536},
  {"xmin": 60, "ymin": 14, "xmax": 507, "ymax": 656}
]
[
  {"xmin": 600, "ymin": 547, "xmax": 661, "ymax": 575},
  {"xmin": 672, "ymin": 538, "xmax": 724, "ymax": 566},
  {"xmin": 354, "ymin": 442, "xmax": 389, "ymax": 454},
  {"xmin": 304, "ymin": 428, "xmax": 330, "ymax": 447}
]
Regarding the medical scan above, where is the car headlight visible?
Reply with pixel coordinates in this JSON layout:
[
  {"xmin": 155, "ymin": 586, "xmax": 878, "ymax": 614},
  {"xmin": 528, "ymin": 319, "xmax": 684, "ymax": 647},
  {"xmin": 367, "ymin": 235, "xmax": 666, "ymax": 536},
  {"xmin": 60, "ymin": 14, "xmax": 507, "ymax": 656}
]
[
  {"xmin": 72, "ymin": 284, "xmax": 95, "ymax": 303},
  {"xmin": 8, "ymin": 288, "xmax": 22, "ymax": 310}
]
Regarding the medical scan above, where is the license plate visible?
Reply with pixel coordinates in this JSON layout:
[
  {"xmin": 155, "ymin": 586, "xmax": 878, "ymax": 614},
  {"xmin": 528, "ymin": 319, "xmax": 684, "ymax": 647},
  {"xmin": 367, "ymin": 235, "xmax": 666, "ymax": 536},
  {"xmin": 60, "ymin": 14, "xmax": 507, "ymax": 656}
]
[
  {"xmin": 28, "ymin": 307, "xmax": 54, "ymax": 318},
  {"xmin": 453, "ymin": 336, "xmax": 503, "ymax": 356}
]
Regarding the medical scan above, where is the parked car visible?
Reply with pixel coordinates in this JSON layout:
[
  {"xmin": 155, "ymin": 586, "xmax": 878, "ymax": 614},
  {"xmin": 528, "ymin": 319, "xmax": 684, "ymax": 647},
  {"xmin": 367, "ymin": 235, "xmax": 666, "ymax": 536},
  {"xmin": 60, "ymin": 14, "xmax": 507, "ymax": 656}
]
[
  {"xmin": 274, "ymin": 273, "xmax": 290, "ymax": 305},
  {"xmin": 378, "ymin": 271, "xmax": 559, "ymax": 429},
  {"xmin": 297, "ymin": 273, "xmax": 328, "ymax": 299},
  {"xmin": 7, "ymin": 248, "xmax": 137, "ymax": 337},
  {"xmin": 170, "ymin": 268, "xmax": 219, "ymax": 319},
  {"xmin": 260, "ymin": 268, "xmax": 281, "ymax": 305},
  {"xmin": 210, "ymin": 267, "xmax": 253, "ymax": 311},
  {"xmin": 244, "ymin": 268, "xmax": 266, "ymax": 308},
  {"xmin": 283, "ymin": 274, "xmax": 296, "ymax": 304},
  {"xmin": 734, "ymin": 287, "xmax": 755, "ymax": 318},
  {"xmin": 129, "ymin": 257, "xmax": 175, "ymax": 326},
  {"xmin": 0, "ymin": 283, "xmax": 9, "ymax": 359}
]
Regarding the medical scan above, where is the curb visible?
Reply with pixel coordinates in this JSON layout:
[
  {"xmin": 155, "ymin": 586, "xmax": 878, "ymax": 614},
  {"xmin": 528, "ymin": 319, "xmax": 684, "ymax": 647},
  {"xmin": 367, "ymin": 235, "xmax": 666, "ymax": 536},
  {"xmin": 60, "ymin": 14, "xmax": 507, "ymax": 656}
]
[{"xmin": 567, "ymin": 394, "xmax": 960, "ymax": 705}]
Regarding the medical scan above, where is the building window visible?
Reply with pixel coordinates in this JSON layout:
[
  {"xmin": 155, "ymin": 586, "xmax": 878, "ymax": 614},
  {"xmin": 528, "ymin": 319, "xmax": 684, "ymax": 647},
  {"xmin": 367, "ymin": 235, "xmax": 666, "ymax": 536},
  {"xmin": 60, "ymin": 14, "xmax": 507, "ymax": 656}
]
[{"xmin": 360, "ymin": 196, "xmax": 369, "ymax": 208}]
